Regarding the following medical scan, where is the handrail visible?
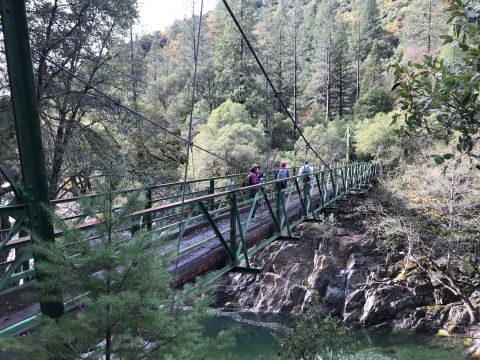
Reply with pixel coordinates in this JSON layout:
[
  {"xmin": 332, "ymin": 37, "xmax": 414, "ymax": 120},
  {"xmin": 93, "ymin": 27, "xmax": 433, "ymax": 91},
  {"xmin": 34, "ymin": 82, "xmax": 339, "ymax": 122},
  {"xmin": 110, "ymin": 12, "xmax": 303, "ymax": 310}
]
[
  {"xmin": 2, "ymin": 163, "xmax": 372, "ymax": 248},
  {"xmin": 48, "ymin": 165, "xmax": 322, "ymax": 205},
  {"xmin": 0, "ymin": 161, "xmax": 379, "ymax": 335}
]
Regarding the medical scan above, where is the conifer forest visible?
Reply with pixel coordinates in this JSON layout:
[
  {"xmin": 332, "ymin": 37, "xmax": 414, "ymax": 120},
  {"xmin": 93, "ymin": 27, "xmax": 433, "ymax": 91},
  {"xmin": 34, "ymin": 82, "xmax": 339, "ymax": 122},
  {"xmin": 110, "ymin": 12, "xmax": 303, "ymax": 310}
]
[{"xmin": 0, "ymin": 0, "xmax": 479, "ymax": 359}]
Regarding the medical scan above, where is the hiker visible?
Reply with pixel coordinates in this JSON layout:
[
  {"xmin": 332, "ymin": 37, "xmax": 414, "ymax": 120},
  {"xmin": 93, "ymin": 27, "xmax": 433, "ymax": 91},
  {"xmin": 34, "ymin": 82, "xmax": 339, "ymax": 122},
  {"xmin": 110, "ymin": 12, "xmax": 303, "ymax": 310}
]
[
  {"xmin": 242, "ymin": 164, "xmax": 260, "ymax": 217},
  {"xmin": 298, "ymin": 160, "xmax": 313, "ymax": 184},
  {"xmin": 274, "ymin": 161, "xmax": 290, "ymax": 191}
]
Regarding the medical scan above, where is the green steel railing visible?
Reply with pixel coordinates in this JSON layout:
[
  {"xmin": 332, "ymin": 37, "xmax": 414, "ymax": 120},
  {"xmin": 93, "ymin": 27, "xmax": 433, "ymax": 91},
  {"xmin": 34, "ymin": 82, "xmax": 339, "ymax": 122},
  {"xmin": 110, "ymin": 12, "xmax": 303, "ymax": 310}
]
[{"xmin": 0, "ymin": 161, "xmax": 378, "ymax": 335}]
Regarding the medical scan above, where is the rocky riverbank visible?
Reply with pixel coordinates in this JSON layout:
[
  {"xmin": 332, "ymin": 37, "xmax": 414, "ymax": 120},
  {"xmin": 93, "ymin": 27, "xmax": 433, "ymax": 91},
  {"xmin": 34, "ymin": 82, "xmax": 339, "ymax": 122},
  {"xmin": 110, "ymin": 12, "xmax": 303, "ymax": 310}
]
[{"xmin": 214, "ymin": 191, "xmax": 480, "ymax": 357}]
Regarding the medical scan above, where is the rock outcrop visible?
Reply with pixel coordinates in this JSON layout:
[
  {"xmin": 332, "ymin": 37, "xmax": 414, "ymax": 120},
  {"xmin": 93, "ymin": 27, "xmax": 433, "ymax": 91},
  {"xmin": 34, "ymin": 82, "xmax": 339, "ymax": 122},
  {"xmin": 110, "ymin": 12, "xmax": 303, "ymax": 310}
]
[{"xmin": 214, "ymin": 194, "xmax": 480, "ymax": 345}]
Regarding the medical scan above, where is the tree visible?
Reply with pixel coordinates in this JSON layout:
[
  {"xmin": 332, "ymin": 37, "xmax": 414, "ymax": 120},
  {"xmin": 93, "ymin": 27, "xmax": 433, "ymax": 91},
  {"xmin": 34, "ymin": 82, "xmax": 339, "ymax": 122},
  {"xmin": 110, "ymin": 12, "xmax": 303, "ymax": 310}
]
[
  {"xmin": 213, "ymin": 0, "xmax": 262, "ymax": 115},
  {"xmin": 191, "ymin": 100, "xmax": 266, "ymax": 177},
  {"xmin": 390, "ymin": 0, "xmax": 480, "ymax": 161},
  {"xmin": 279, "ymin": 295, "xmax": 357, "ymax": 360},
  {"xmin": 331, "ymin": 19, "xmax": 355, "ymax": 119},
  {"xmin": 271, "ymin": 113, "xmax": 296, "ymax": 152},
  {"xmin": 354, "ymin": 111, "xmax": 404, "ymax": 164},
  {"xmin": 290, "ymin": 118, "xmax": 347, "ymax": 165},
  {"xmin": 297, "ymin": 0, "xmax": 317, "ymax": 115},
  {"xmin": 1, "ymin": 177, "xmax": 232, "ymax": 359},
  {"xmin": 258, "ymin": 0, "xmax": 295, "ymax": 113},
  {"xmin": 354, "ymin": 42, "xmax": 394, "ymax": 120},
  {"xmin": 352, "ymin": 0, "xmax": 383, "ymax": 100},
  {"xmin": 305, "ymin": 0, "xmax": 337, "ymax": 123},
  {"xmin": 207, "ymin": 99, "xmax": 255, "ymax": 128},
  {"xmin": 27, "ymin": 0, "xmax": 138, "ymax": 197},
  {"xmin": 401, "ymin": 0, "xmax": 450, "ymax": 57}
]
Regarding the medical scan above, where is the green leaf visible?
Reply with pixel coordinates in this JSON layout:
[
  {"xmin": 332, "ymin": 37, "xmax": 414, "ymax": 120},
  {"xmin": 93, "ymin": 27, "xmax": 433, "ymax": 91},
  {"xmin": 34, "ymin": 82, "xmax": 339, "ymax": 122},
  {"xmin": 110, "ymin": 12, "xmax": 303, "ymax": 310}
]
[
  {"xmin": 390, "ymin": 114, "xmax": 400, "ymax": 126},
  {"xmin": 433, "ymin": 156, "xmax": 445, "ymax": 165},
  {"xmin": 439, "ymin": 35, "xmax": 454, "ymax": 44},
  {"xmin": 391, "ymin": 82, "xmax": 402, "ymax": 92}
]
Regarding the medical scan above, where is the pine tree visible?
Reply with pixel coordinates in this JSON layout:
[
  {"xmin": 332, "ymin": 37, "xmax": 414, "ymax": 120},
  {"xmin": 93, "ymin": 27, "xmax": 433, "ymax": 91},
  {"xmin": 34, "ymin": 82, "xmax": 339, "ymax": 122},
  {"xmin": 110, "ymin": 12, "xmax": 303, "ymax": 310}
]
[
  {"xmin": 352, "ymin": 0, "xmax": 382, "ymax": 100},
  {"xmin": 213, "ymin": 0, "xmax": 262, "ymax": 115},
  {"xmin": 354, "ymin": 42, "xmax": 394, "ymax": 120},
  {"xmin": 1, "ymin": 177, "xmax": 232, "ymax": 360},
  {"xmin": 297, "ymin": 0, "xmax": 317, "ymax": 113},
  {"xmin": 305, "ymin": 0, "xmax": 337, "ymax": 123},
  {"xmin": 401, "ymin": 0, "xmax": 449, "ymax": 58},
  {"xmin": 331, "ymin": 19, "xmax": 354, "ymax": 119},
  {"xmin": 259, "ymin": 0, "xmax": 295, "ymax": 109}
]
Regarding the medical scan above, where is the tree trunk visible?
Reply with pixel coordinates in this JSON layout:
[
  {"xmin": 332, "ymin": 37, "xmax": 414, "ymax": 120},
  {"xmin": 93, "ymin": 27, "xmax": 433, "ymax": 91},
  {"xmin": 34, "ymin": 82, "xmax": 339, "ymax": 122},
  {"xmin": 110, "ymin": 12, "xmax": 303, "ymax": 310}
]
[
  {"xmin": 428, "ymin": 258, "xmax": 478, "ymax": 324},
  {"xmin": 339, "ymin": 60, "xmax": 343, "ymax": 118},
  {"xmin": 130, "ymin": 24, "xmax": 138, "ymax": 111},
  {"xmin": 427, "ymin": 0, "xmax": 432, "ymax": 54},
  {"xmin": 325, "ymin": 33, "xmax": 332, "ymax": 123}
]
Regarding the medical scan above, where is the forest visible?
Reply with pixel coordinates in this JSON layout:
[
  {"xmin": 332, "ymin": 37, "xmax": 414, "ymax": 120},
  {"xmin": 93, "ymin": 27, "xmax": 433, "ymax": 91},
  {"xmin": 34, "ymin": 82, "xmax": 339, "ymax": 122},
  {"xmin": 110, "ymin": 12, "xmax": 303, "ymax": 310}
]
[
  {"xmin": 0, "ymin": 0, "xmax": 479, "ymax": 359},
  {"xmin": 0, "ymin": 0, "xmax": 457, "ymax": 195}
]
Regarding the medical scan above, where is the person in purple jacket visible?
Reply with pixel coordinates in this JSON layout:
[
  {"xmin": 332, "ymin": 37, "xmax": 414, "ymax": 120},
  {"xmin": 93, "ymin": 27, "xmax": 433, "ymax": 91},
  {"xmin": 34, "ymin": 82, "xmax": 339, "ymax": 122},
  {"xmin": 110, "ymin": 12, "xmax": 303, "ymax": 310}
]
[{"xmin": 243, "ymin": 164, "xmax": 260, "ymax": 217}]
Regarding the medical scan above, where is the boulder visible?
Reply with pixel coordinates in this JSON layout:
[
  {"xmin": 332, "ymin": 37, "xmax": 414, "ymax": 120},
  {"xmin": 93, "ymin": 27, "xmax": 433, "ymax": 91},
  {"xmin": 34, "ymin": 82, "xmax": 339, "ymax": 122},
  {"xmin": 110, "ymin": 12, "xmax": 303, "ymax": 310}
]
[
  {"xmin": 306, "ymin": 253, "xmax": 337, "ymax": 295},
  {"xmin": 343, "ymin": 288, "xmax": 365, "ymax": 323},
  {"xmin": 434, "ymin": 287, "xmax": 459, "ymax": 305},
  {"xmin": 447, "ymin": 304, "xmax": 470, "ymax": 332},
  {"xmin": 360, "ymin": 284, "xmax": 416, "ymax": 325},
  {"xmin": 347, "ymin": 253, "xmax": 367, "ymax": 270},
  {"xmin": 411, "ymin": 305, "xmax": 451, "ymax": 333},
  {"xmin": 344, "ymin": 289, "xmax": 365, "ymax": 312}
]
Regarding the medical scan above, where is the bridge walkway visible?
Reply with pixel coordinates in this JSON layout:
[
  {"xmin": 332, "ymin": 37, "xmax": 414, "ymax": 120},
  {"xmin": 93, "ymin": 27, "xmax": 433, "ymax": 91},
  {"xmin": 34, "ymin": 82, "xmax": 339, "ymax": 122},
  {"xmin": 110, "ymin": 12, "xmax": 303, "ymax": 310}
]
[{"xmin": 0, "ymin": 162, "xmax": 378, "ymax": 334}]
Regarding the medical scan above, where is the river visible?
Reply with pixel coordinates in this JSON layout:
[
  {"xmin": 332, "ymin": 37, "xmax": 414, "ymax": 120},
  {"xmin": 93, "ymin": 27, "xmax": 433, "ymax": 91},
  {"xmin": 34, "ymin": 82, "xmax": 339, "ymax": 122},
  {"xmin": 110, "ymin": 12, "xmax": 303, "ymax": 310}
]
[{"xmin": 205, "ymin": 312, "xmax": 464, "ymax": 359}]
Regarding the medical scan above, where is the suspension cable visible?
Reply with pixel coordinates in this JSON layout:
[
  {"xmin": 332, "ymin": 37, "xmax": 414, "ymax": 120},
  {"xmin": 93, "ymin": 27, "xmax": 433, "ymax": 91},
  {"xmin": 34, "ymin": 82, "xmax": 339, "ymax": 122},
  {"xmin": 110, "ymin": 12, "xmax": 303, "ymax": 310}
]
[
  {"xmin": 221, "ymin": 0, "xmax": 330, "ymax": 169},
  {"xmin": 31, "ymin": 49, "xmax": 235, "ymax": 167},
  {"xmin": 171, "ymin": 0, "xmax": 204, "ymax": 311}
]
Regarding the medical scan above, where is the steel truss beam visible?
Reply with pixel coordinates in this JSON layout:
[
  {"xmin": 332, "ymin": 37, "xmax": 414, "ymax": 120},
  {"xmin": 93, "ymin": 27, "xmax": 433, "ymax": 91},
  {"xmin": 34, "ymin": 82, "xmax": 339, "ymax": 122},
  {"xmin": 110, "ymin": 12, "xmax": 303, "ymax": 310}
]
[{"xmin": 0, "ymin": 0, "xmax": 64, "ymax": 317}]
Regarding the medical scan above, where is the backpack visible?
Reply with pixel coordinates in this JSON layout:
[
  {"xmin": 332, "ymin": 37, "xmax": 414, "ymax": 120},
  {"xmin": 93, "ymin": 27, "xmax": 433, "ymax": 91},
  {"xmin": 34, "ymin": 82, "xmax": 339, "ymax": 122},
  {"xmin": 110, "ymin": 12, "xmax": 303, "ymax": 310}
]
[
  {"xmin": 301, "ymin": 165, "xmax": 312, "ymax": 183},
  {"xmin": 275, "ymin": 169, "xmax": 289, "ymax": 189},
  {"xmin": 242, "ymin": 173, "xmax": 252, "ymax": 187},
  {"xmin": 276, "ymin": 169, "xmax": 289, "ymax": 180}
]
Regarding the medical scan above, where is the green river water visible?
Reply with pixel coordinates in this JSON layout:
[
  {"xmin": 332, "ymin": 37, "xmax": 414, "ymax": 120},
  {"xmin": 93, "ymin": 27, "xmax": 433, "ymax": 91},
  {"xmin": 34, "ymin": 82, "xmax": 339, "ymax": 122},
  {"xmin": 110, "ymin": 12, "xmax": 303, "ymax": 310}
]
[{"xmin": 205, "ymin": 313, "xmax": 464, "ymax": 360}]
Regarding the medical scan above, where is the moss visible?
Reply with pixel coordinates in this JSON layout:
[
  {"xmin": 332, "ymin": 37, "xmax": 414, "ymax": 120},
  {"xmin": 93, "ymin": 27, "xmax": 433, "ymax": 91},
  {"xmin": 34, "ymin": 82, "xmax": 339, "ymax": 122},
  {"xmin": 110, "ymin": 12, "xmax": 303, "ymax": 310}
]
[{"xmin": 437, "ymin": 329, "xmax": 451, "ymax": 337}]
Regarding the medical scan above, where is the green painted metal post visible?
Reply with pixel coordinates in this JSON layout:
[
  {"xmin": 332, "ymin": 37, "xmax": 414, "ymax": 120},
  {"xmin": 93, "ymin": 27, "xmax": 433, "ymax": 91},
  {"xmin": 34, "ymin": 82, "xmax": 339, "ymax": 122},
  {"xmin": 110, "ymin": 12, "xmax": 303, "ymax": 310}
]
[
  {"xmin": 346, "ymin": 122, "xmax": 351, "ymax": 163},
  {"xmin": 229, "ymin": 193, "xmax": 237, "ymax": 262},
  {"xmin": 0, "ymin": 0, "xmax": 64, "ymax": 317},
  {"xmin": 276, "ymin": 187, "xmax": 282, "ymax": 227},
  {"xmin": 208, "ymin": 178, "xmax": 215, "ymax": 209},
  {"xmin": 144, "ymin": 188, "xmax": 152, "ymax": 230}
]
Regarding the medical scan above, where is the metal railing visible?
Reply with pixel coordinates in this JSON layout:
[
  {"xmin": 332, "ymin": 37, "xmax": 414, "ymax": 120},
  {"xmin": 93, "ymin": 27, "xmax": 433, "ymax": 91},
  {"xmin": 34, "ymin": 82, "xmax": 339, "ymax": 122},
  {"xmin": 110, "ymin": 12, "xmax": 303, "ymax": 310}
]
[{"xmin": 0, "ymin": 161, "xmax": 378, "ymax": 335}]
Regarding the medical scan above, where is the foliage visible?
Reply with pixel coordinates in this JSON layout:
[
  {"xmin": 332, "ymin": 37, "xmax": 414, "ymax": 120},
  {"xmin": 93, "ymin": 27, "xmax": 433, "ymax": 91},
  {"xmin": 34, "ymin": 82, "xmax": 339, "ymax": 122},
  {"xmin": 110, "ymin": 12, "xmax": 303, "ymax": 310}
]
[
  {"xmin": 360, "ymin": 145, "xmax": 480, "ymax": 324},
  {"xmin": 0, "ymin": 177, "xmax": 232, "ymax": 359},
  {"xmin": 213, "ymin": 0, "xmax": 262, "ymax": 114},
  {"xmin": 390, "ymin": 0, "xmax": 480, "ymax": 162},
  {"xmin": 1, "ymin": 0, "xmax": 443, "ymax": 199},
  {"xmin": 354, "ymin": 111, "xmax": 403, "ymax": 163},
  {"xmin": 400, "ymin": 0, "xmax": 450, "ymax": 57},
  {"xmin": 271, "ymin": 113, "xmax": 296, "ymax": 152},
  {"xmin": 191, "ymin": 101, "xmax": 266, "ymax": 177},
  {"xmin": 291, "ymin": 119, "xmax": 347, "ymax": 165},
  {"xmin": 207, "ymin": 99, "xmax": 255, "ymax": 129},
  {"xmin": 279, "ymin": 295, "xmax": 358, "ymax": 360},
  {"xmin": 0, "ymin": 97, "xmax": 18, "ymax": 176},
  {"xmin": 354, "ymin": 42, "xmax": 394, "ymax": 120},
  {"xmin": 23, "ymin": 0, "xmax": 139, "ymax": 196},
  {"xmin": 353, "ymin": 87, "xmax": 394, "ymax": 121}
]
